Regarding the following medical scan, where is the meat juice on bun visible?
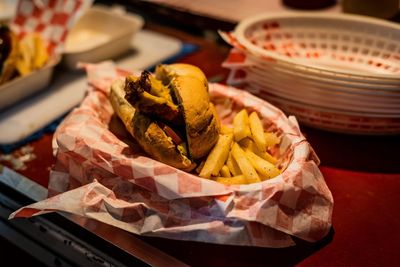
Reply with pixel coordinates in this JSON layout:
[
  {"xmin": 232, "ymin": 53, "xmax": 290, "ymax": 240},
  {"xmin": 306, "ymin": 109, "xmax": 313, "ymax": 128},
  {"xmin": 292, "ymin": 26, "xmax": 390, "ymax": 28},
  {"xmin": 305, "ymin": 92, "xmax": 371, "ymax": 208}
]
[{"xmin": 109, "ymin": 64, "xmax": 220, "ymax": 171}]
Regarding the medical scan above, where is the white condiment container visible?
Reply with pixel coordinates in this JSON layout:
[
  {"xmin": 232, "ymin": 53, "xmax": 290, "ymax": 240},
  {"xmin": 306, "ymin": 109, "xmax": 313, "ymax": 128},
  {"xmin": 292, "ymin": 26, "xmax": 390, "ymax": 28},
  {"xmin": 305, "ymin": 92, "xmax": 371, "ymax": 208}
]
[
  {"xmin": 0, "ymin": 57, "xmax": 60, "ymax": 111},
  {"xmin": 62, "ymin": 5, "xmax": 144, "ymax": 70}
]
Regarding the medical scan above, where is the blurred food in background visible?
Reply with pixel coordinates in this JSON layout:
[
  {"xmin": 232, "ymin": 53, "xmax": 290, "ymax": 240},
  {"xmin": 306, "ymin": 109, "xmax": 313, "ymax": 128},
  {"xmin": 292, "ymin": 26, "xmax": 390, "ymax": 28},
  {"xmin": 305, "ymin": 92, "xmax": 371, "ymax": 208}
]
[{"xmin": 0, "ymin": 24, "xmax": 49, "ymax": 85}]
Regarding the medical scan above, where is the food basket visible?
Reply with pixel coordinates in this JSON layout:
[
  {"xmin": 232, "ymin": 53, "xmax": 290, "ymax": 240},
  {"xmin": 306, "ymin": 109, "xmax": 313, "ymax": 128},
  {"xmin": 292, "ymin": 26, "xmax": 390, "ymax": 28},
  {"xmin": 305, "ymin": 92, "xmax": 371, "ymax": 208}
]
[
  {"xmin": 221, "ymin": 12, "xmax": 400, "ymax": 135},
  {"xmin": 10, "ymin": 62, "xmax": 333, "ymax": 248},
  {"xmin": 0, "ymin": 0, "xmax": 86, "ymax": 110},
  {"xmin": 232, "ymin": 12, "xmax": 400, "ymax": 78}
]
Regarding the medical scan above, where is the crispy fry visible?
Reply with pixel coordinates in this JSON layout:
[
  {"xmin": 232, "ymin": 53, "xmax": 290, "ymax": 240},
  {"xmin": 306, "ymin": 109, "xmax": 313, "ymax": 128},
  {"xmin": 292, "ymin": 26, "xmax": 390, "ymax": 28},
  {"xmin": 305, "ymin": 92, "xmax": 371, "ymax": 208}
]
[
  {"xmin": 263, "ymin": 150, "xmax": 278, "ymax": 165},
  {"xmin": 211, "ymin": 108, "xmax": 281, "ymax": 185},
  {"xmin": 220, "ymin": 165, "xmax": 231, "ymax": 177},
  {"xmin": 265, "ymin": 132, "xmax": 280, "ymax": 147},
  {"xmin": 238, "ymin": 137, "xmax": 252, "ymax": 148},
  {"xmin": 199, "ymin": 133, "xmax": 233, "ymax": 178},
  {"xmin": 233, "ymin": 109, "xmax": 251, "ymax": 142},
  {"xmin": 15, "ymin": 33, "xmax": 49, "ymax": 76},
  {"xmin": 216, "ymin": 175, "xmax": 247, "ymax": 185},
  {"xmin": 32, "ymin": 34, "xmax": 49, "ymax": 69},
  {"xmin": 244, "ymin": 150, "xmax": 280, "ymax": 179},
  {"xmin": 226, "ymin": 152, "xmax": 241, "ymax": 176},
  {"xmin": 231, "ymin": 143, "xmax": 260, "ymax": 183},
  {"xmin": 249, "ymin": 112, "xmax": 266, "ymax": 153},
  {"xmin": 240, "ymin": 138, "xmax": 278, "ymax": 165},
  {"xmin": 221, "ymin": 124, "xmax": 233, "ymax": 135}
]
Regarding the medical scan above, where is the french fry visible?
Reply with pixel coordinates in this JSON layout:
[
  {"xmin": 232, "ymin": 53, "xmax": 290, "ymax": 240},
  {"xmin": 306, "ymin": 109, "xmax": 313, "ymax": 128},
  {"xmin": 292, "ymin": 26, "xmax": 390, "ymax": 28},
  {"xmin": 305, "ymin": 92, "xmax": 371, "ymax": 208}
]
[
  {"xmin": 265, "ymin": 132, "xmax": 280, "ymax": 147},
  {"xmin": 263, "ymin": 151, "xmax": 278, "ymax": 165},
  {"xmin": 216, "ymin": 175, "xmax": 247, "ymax": 185},
  {"xmin": 226, "ymin": 152, "xmax": 241, "ymax": 176},
  {"xmin": 249, "ymin": 112, "xmax": 266, "ymax": 153},
  {"xmin": 231, "ymin": 143, "xmax": 260, "ymax": 183},
  {"xmin": 212, "ymin": 110, "xmax": 281, "ymax": 185},
  {"xmin": 221, "ymin": 124, "xmax": 233, "ymax": 135},
  {"xmin": 16, "ymin": 36, "xmax": 34, "ymax": 75},
  {"xmin": 233, "ymin": 109, "xmax": 251, "ymax": 142},
  {"xmin": 32, "ymin": 34, "xmax": 49, "ymax": 69},
  {"xmin": 244, "ymin": 150, "xmax": 281, "ymax": 179},
  {"xmin": 199, "ymin": 133, "xmax": 233, "ymax": 178},
  {"xmin": 238, "ymin": 137, "xmax": 252, "ymax": 148},
  {"xmin": 240, "ymin": 138, "xmax": 278, "ymax": 165},
  {"xmin": 220, "ymin": 165, "xmax": 231, "ymax": 177},
  {"xmin": 16, "ymin": 33, "xmax": 49, "ymax": 76}
]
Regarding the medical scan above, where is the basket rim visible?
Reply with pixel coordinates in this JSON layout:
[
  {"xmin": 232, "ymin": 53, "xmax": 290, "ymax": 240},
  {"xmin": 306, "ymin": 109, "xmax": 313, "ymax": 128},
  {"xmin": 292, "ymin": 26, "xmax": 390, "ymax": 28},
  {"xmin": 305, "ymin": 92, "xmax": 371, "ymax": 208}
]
[
  {"xmin": 234, "ymin": 12, "xmax": 400, "ymax": 80},
  {"xmin": 259, "ymin": 91, "xmax": 400, "ymax": 119}
]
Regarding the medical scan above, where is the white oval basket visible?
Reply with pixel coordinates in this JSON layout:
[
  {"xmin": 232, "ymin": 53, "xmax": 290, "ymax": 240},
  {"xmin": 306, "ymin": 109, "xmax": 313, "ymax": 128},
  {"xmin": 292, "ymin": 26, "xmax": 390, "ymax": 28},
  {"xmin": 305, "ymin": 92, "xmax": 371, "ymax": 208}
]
[{"xmin": 234, "ymin": 12, "xmax": 400, "ymax": 79}]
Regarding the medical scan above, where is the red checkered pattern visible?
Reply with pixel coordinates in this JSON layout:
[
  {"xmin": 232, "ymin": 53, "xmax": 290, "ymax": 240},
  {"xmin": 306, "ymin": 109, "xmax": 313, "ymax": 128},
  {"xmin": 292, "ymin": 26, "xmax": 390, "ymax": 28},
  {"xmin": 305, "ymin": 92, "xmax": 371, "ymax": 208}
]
[
  {"xmin": 11, "ymin": 0, "xmax": 84, "ymax": 56},
  {"xmin": 10, "ymin": 63, "xmax": 333, "ymax": 247}
]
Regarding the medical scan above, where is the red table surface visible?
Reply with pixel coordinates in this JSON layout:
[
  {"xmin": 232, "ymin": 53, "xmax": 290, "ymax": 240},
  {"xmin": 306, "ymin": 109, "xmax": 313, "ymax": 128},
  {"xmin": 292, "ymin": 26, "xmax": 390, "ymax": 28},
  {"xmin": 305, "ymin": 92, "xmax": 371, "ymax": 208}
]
[{"xmin": 8, "ymin": 130, "xmax": 400, "ymax": 267}]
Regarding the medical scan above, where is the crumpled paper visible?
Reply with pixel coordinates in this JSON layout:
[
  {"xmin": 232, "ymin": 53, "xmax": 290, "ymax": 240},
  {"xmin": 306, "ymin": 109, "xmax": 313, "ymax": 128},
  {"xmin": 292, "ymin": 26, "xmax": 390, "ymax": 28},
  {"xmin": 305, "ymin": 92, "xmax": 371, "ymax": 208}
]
[{"xmin": 10, "ymin": 62, "xmax": 333, "ymax": 248}]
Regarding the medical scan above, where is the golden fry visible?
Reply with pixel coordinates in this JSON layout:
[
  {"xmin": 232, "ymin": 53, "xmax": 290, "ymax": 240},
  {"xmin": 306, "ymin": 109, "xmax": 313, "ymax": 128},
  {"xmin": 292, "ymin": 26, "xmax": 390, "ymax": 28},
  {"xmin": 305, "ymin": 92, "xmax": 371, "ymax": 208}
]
[
  {"xmin": 265, "ymin": 132, "xmax": 280, "ymax": 147},
  {"xmin": 15, "ymin": 33, "xmax": 49, "ymax": 76},
  {"xmin": 244, "ymin": 150, "xmax": 280, "ymax": 179},
  {"xmin": 238, "ymin": 137, "xmax": 252, "ymax": 148},
  {"xmin": 233, "ymin": 109, "xmax": 251, "ymax": 142},
  {"xmin": 213, "ymin": 112, "xmax": 281, "ymax": 185},
  {"xmin": 231, "ymin": 143, "xmax": 260, "ymax": 184},
  {"xmin": 199, "ymin": 133, "xmax": 233, "ymax": 178},
  {"xmin": 221, "ymin": 124, "xmax": 233, "ymax": 135},
  {"xmin": 216, "ymin": 175, "xmax": 247, "ymax": 185},
  {"xmin": 249, "ymin": 112, "xmax": 266, "ymax": 153},
  {"xmin": 32, "ymin": 34, "xmax": 49, "ymax": 69},
  {"xmin": 220, "ymin": 165, "xmax": 231, "ymax": 177},
  {"xmin": 240, "ymin": 138, "xmax": 278, "ymax": 165},
  {"xmin": 226, "ymin": 152, "xmax": 241, "ymax": 176},
  {"xmin": 262, "ymin": 150, "xmax": 278, "ymax": 165}
]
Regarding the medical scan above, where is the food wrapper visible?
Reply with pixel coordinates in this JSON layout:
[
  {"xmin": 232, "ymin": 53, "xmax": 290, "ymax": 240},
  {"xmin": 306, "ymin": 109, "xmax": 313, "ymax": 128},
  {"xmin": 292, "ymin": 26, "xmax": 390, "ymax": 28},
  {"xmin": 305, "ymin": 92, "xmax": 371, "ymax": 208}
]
[
  {"xmin": 11, "ymin": 0, "xmax": 86, "ymax": 57},
  {"xmin": 10, "ymin": 62, "xmax": 333, "ymax": 248}
]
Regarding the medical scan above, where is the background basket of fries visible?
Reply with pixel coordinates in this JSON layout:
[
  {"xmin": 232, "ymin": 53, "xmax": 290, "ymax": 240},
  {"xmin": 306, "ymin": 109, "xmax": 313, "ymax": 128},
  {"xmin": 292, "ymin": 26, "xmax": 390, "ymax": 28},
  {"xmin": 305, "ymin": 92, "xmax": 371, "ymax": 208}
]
[
  {"xmin": 0, "ymin": 0, "xmax": 85, "ymax": 110},
  {"xmin": 10, "ymin": 62, "xmax": 333, "ymax": 248}
]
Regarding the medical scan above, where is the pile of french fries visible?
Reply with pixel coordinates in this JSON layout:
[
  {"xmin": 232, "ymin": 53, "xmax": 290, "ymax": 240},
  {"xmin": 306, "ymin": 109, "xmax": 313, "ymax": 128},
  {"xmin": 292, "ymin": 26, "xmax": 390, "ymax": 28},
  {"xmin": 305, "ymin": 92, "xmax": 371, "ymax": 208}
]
[
  {"xmin": 16, "ymin": 32, "xmax": 49, "ymax": 76},
  {"xmin": 198, "ymin": 109, "xmax": 281, "ymax": 185}
]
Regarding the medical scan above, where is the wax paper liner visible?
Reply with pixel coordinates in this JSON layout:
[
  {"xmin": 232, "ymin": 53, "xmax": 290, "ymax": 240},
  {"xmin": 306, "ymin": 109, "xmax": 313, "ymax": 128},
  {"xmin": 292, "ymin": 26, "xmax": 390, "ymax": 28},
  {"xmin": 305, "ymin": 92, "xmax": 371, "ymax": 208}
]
[
  {"xmin": 11, "ymin": 0, "xmax": 86, "ymax": 57},
  {"xmin": 10, "ymin": 62, "xmax": 333, "ymax": 248}
]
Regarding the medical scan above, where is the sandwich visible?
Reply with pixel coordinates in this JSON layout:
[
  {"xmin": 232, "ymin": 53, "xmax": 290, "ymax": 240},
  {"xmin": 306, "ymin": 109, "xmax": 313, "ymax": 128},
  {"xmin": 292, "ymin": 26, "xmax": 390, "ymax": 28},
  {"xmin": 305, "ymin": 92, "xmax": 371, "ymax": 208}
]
[{"xmin": 109, "ymin": 63, "xmax": 220, "ymax": 171}]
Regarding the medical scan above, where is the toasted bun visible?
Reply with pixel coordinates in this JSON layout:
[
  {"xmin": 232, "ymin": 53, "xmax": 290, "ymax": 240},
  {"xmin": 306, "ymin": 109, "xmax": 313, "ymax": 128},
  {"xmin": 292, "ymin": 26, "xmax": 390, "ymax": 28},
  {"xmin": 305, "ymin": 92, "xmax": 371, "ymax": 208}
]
[
  {"xmin": 110, "ymin": 79, "xmax": 195, "ymax": 171},
  {"xmin": 156, "ymin": 64, "xmax": 219, "ymax": 159},
  {"xmin": 155, "ymin": 63, "xmax": 208, "ymax": 90},
  {"xmin": 171, "ymin": 75, "xmax": 219, "ymax": 159},
  {"xmin": 110, "ymin": 63, "xmax": 220, "ymax": 171}
]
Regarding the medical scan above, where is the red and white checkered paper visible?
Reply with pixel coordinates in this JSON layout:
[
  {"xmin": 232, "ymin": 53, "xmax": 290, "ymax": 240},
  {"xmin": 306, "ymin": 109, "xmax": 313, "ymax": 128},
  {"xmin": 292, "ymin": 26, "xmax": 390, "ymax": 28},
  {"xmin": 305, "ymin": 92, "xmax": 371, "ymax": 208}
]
[
  {"xmin": 10, "ymin": 62, "xmax": 333, "ymax": 248},
  {"xmin": 11, "ymin": 0, "xmax": 85, "ymax": 56}
]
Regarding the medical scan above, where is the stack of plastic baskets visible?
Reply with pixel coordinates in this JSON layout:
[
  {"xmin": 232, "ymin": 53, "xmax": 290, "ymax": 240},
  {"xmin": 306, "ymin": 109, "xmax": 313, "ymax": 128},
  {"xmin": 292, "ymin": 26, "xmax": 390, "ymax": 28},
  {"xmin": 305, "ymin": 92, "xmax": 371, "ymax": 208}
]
[{"xmin": 221, "ymin": 12, "xmax": 400, "ymax": 135}]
